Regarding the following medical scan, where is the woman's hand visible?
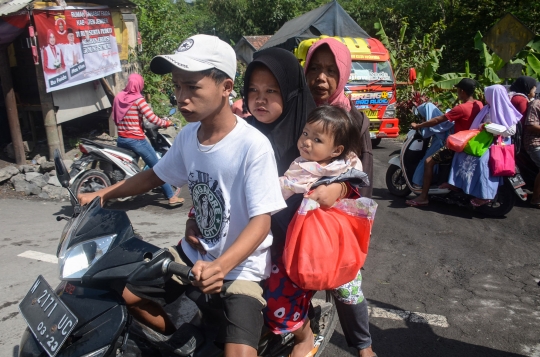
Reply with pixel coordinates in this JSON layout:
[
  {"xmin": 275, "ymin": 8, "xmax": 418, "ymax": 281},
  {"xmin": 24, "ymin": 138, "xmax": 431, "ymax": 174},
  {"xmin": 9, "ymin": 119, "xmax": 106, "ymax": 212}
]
[
  {"xmin": 185, "ymin": 218, "xmax": 206, "ymax": 255},
  {"xmin": 305, "ymin": 183, "xmax": 343, "ymax": 209}
]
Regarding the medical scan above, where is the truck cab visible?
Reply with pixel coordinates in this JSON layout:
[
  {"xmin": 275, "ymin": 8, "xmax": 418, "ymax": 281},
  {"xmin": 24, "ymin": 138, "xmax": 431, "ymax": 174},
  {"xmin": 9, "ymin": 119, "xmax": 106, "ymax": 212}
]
[{"xmin": 295, "ymin": 36, "xmax": 399, "ymax": 147}]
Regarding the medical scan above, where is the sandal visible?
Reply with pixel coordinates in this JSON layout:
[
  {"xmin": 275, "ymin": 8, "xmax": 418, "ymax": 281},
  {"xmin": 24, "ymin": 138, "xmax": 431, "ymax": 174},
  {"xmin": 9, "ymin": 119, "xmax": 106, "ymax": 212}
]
[
  {"xmin": 169, "ymin": 197, "xmax": 185, "ymax": 206},
  {"xmin": 405, "ymin": 199, "xmax": 428, "ymax": 207},
  {"xmin": 470, "ymin": 198, "xmax": 491, "ymax": 207},
  {"xmin": 289, "ymin": 335, "xmax": 323, "ymax": 357}
]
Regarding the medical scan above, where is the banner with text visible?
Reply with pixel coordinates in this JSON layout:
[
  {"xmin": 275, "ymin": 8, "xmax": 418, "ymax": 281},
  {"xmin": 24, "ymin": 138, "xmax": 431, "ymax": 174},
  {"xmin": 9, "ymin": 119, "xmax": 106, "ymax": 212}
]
[{"xmin": 34, "ymin": 6, "xmax": 121, "ymax": 93}]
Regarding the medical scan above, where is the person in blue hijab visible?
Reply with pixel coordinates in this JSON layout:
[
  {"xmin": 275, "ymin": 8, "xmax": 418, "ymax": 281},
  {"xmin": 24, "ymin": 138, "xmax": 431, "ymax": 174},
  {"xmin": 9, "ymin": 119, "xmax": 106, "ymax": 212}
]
[
  {"xmin": 448, "ymin": 85, "xmax": 522, "ymax": 206},
  {"xmin": 412, "ymin": 103, "xmax": 454, "ymax": 186}
]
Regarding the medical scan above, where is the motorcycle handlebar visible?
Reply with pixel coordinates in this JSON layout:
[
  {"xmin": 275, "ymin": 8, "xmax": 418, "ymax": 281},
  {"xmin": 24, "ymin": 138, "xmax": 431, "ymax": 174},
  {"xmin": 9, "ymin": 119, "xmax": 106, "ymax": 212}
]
[{"xmin": 167, "ymin": 261, "xmax": 195, "ymax": 282}]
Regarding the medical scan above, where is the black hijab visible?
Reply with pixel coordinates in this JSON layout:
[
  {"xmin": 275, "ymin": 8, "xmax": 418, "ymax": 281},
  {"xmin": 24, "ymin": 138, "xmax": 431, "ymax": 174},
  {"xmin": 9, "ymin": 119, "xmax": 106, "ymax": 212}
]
[
  {"xmin": 243, "ymin": 48, "xmax": 316, "ymax": 175},
  {"xmin": 510, "ymin": 76, "xmax": 537, "ymax": 96}
]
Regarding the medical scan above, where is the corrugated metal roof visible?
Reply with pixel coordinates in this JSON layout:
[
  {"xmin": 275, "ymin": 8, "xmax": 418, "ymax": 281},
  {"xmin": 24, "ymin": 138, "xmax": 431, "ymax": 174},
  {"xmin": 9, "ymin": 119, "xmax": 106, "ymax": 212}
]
[{"xmin": 0, "ymin": 0, "xmax": 32, "ymax": 16}]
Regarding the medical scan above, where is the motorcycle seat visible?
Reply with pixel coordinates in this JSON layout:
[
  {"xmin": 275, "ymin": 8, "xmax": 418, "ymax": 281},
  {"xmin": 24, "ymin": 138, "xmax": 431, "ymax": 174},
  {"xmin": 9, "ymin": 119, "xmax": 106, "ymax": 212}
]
[{"xmin": 80, "ymin": 138, "xmax": 137, "ymax": 159}]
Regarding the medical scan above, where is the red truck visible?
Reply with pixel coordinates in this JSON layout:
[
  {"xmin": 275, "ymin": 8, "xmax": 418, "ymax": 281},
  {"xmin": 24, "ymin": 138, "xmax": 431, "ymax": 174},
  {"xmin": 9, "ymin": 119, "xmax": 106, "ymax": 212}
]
[{"xmin": 295, "ymin": 36, "xmax": 399, "ymax": 147}]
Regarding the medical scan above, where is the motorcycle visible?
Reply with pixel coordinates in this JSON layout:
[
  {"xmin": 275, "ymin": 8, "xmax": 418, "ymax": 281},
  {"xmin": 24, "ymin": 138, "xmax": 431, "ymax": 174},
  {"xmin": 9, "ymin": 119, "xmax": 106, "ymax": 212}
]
[
  {"xmin": 68, "ymin": 111, "xmax": 176, "ymax": 198},
  {"xmin": 17, "ymin": 150, "xmax": 338, "ymax": 357},
  {"xmin": 386, "ymin": 124, "xmax": 527, "ymax": 217}
]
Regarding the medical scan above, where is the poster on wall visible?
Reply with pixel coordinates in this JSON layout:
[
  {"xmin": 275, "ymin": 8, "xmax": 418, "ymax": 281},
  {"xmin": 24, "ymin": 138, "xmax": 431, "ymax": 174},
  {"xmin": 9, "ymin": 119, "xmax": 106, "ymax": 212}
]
[{"xmin": 34, "ymin": 6, "xmax": 121, "ymax": 93}]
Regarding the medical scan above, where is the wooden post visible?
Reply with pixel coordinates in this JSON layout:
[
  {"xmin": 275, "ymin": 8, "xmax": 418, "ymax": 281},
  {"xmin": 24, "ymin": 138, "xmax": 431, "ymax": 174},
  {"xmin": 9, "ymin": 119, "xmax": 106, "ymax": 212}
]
[
  {"xmin": 0, "ymin": 45, "xmax": 26, "ymax": 164},
  {"xmin": 100, "ymin": 77, "xmax": 117, "ymax": 137},
  {"xmin": 35, "ymin": 59, "xmax": 64, "ymax": 158}
]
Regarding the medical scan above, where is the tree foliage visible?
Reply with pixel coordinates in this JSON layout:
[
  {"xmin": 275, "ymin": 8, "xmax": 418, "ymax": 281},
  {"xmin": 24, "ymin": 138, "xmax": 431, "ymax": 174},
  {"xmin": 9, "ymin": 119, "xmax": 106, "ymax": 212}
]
[{"xmin": 133, "ymin": 0, "xmax": 540, "ymax": 120}]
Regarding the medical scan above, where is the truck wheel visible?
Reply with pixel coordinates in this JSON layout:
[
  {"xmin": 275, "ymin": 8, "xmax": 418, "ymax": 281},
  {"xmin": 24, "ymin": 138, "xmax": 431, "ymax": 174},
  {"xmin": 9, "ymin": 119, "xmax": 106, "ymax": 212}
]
[
  {"xmin": 386, "ymin": 164, "xmax": 411, "ymax": 197},
  {"xmin": 71, "ymin": 169, "xmax": 111, "ymax": 197},
  {"xmin": 371, "ymin": 138, "xmax": 382, "ymax": 147}
]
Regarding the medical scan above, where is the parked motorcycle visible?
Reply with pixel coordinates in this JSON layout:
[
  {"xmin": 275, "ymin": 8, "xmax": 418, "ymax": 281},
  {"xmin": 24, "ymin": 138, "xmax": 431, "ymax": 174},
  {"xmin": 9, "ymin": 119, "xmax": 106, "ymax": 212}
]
[
  {"xmin": 17, "ymin": 150, "xmax": 338, "ymax": 357},
  {"xmin": 69, "ymin": 117, "xmax": 175, "ymax": 198},
  {"xmin": 386, "ymin": 128, "xmax": 527, "ymax": 217}
]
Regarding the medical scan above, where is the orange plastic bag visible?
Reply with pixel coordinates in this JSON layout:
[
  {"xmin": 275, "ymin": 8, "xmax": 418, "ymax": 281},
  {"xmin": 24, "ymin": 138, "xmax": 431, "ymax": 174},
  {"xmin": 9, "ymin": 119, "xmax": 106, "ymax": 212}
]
[
  {"xmin": 282, "ymin": 198, "xmax": 377, "ymax": 291},
  {"xmin": 446, "ymin": 129, "xmax": 480, "ymax": 152}
]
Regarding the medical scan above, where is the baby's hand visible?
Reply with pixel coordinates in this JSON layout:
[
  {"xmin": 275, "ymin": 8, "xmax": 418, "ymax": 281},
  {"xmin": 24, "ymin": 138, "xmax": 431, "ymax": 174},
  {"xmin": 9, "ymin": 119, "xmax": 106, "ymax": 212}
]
[{"xmin": 305, "ymin": 183, "xmax": 342, "ymax": 209}]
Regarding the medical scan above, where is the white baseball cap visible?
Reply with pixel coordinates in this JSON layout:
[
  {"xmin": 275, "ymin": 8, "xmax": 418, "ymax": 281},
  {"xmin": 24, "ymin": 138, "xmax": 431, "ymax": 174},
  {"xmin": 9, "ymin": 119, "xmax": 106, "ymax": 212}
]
[{"xmin": 150, "ymin": 34, "xmax": 237, "ymax": 80}]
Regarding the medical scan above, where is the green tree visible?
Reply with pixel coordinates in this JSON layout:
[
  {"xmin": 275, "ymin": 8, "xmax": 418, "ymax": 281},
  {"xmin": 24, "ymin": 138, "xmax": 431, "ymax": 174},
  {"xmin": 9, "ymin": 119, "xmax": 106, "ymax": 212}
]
[{"xmin": 133, "ymin": 0, "xmax": 205, "ymax": 115}]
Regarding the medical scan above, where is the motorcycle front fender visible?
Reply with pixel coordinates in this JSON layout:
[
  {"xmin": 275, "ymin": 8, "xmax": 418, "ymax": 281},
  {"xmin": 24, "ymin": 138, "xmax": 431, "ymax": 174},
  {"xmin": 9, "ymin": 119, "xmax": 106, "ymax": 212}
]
[{"xmin": 388, "ymin": 156, "xmax": 401, "ymax": 168}]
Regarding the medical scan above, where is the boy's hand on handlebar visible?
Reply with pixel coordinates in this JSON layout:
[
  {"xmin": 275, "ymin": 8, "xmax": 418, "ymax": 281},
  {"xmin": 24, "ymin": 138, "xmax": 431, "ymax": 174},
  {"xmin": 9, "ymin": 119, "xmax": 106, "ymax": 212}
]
[
  {"xmin": 411, "ymin": 122, "xmax": 419, "ymax": 130},
  {"xmin": 191, "ymin": 260, "xmax": 225, "ymax": 294},
  {"xmin": 185, "ymin": 219, "xmax": 206, "ymax": 255},
  {"xmin": 78, "ymin": 192, "xmax": 104, "ymax": 206}
]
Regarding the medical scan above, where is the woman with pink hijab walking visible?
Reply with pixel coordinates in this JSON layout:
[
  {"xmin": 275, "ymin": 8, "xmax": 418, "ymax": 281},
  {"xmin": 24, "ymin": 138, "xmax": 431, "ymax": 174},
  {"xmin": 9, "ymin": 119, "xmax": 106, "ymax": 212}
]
[{"xmin": 113, "ymin": 73, "xmax": 182, "ymax": 205}]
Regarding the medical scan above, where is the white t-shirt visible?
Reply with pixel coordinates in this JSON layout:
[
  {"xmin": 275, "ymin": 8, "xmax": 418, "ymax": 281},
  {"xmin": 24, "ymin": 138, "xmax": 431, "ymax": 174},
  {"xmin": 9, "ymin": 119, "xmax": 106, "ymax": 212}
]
[{"xmin": 154, "ymin": 116, "xmax": 286, "ymax": 281}]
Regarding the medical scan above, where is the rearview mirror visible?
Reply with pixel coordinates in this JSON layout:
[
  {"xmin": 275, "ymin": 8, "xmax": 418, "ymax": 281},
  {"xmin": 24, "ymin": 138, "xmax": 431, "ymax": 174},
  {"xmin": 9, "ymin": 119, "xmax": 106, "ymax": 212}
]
[
  {"xmin": 54, "ymin": 149, "xmax": 70, "ymax": 188},
  {"xmin": 169, "ymin": 107, "xmax": 177, "ymax": 116}
]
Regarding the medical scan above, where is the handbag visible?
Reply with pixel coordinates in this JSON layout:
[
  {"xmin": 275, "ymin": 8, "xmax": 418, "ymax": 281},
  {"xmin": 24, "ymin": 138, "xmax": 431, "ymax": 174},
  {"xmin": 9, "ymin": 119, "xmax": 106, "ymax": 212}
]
[
  {"xmin": 283, "ymin": 197, "xmax": 377, "ymax": 291},
  {"xmin": 464, "ymin": 130, "xmax": 494, "ymax": 157},
  {"xmin": 489, "ymin": 136, "xmax": 515, "ymax": 176},
  {"xmin": 446, "ymin": 129, "xmax": 480, "ymax": 152}
]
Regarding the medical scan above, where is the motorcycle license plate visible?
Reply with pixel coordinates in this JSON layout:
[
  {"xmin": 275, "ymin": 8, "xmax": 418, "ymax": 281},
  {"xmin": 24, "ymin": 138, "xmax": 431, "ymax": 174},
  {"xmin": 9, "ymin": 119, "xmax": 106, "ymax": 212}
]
[
  {"xmin": 370, "ymin": 132, "xmax": 377, "ymax": 139},
  {"xmin": 19, "ymin": 276, "xmax": 78, "ymax": 357},
  {"xmin": 509, "ymin": 173, "xmax": 525, "ymax": 188}
]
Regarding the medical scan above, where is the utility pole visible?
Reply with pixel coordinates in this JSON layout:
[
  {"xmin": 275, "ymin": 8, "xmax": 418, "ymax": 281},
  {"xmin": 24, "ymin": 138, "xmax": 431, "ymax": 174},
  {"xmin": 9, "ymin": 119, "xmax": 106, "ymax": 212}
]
[
  {"xmin": 34, "ymin": 59, "xmax": 64, "ymax": 159},
  {"xmin": 0, "ymin": 45, "xmax": 26, "ymax": 165}
]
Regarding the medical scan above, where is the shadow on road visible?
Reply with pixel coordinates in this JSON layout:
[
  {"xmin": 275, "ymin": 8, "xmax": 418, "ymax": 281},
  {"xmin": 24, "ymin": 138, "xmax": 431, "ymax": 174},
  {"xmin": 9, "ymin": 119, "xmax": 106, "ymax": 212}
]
[
  {"xmin": 370, "ymin": 187, "xmax": 513, "ymax": 220},
  {"xmin": 328, "ymin": 299, "xmax": 526, "ymax": 357}
]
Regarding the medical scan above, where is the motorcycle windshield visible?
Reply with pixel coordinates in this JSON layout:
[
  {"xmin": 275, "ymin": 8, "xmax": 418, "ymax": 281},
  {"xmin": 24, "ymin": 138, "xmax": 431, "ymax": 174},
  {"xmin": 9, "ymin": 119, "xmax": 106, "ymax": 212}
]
[{"xmin": 61, "ymin": 198, "xmax": 134, "ymax": 255}]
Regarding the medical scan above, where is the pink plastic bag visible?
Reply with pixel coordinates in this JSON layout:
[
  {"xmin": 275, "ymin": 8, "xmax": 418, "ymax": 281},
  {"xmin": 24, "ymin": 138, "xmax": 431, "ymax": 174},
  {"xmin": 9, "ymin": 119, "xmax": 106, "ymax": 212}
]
[
  {"xmin": 446, "ymin": 129, "xmax": 480, "ymax": 152},
  {"xmin": 489, "ymin": 137, "xmax": 515, "ymax": 176}
]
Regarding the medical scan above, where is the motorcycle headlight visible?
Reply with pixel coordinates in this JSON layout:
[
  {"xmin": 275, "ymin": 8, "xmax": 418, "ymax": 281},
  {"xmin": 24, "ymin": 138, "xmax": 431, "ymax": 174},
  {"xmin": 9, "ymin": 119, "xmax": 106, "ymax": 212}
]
[
  {"xmin": 59, "ymin": 235, "xmax": 115, "ymax": 280},
  {"xmin": 383, "ymin": 103, "xmax": 396, "ymax": 118}
]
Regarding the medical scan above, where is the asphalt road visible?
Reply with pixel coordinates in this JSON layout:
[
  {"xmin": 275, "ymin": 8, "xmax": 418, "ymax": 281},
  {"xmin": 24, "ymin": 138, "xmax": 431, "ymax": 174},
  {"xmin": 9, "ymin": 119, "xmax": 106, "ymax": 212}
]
[{"xmin": 1, "ymin": 139, "xmax": 539, "ymax": 357}]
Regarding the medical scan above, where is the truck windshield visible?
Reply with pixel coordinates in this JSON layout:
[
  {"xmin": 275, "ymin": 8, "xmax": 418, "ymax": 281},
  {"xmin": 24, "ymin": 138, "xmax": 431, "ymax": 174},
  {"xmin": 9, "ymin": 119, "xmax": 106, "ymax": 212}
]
[{"xmin": 349, "ymin": 61, "xmax": 394, "ymax": 84}]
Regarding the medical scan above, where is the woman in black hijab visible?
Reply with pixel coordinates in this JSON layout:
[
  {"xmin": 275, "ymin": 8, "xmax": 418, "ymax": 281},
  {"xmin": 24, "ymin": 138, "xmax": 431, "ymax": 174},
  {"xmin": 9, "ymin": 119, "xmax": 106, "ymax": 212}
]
[
  {"xmin": 509, "ymin": 76, "xmax": 537, "ymax": 152},
  {"xmin": 510, "ymin": 76, "xmax": 537, "ymax": 101},
  {"xmin": 243, "ymin": 48, "xmax": 316, "ymax": 175}
]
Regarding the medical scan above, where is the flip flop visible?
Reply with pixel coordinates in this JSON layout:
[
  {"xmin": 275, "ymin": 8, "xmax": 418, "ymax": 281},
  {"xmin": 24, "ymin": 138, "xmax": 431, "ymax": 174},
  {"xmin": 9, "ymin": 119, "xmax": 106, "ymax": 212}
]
[
  {"xmin": 471, "ymin": 198, "xmax": 491, "ymax": 207},
  {"xmin": 289, "ymin": 335, "xmax": 323, "ymax": 357},
  {"xmin": 405, "ymin": 199, "xmax": 428, "ymax": 207},
  {"xmin": 169, "ymin": 197, "xmax": 185, "ymax": 206},
  {"xmin": 470, "ymin": 198, "xmax": 491, "ymax": 207}
]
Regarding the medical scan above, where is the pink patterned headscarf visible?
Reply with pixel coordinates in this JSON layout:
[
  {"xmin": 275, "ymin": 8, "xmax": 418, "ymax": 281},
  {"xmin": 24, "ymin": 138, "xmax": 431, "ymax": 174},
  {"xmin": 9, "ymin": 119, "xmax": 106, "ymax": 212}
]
[
  {"xmin": 113, "ymin": 73, "xmax": 144, "ymax": 124},
  {"xmin": 305, "ymin": 38, "xmax": 351, "ymax": 111}
]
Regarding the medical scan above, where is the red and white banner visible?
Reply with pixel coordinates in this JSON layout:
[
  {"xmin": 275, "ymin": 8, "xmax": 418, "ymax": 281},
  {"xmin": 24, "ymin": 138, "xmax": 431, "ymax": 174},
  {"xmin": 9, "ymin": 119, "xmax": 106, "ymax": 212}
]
[{"xmin": 34, "ymin": 6, "xmax": 121, "ymax": 92}]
